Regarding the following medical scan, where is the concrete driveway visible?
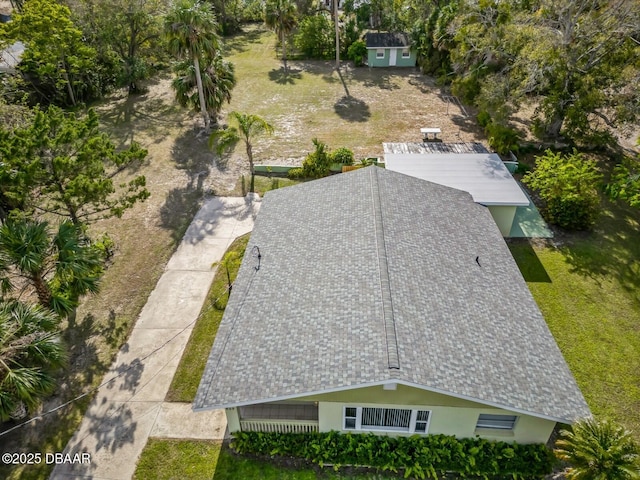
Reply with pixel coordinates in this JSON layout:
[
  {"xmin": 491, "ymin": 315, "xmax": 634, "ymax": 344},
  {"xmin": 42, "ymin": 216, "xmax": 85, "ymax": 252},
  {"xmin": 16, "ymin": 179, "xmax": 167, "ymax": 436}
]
[{"xmin": 51, "ymin": 196, "xmax": 260, "ymax": 479}]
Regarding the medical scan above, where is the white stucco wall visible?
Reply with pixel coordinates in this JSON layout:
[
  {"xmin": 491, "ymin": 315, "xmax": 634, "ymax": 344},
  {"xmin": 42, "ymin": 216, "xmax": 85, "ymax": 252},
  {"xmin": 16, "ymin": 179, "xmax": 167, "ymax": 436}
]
[{"xmin": 488, "ymin": 205, "xmax": 517, "ymax": 236}]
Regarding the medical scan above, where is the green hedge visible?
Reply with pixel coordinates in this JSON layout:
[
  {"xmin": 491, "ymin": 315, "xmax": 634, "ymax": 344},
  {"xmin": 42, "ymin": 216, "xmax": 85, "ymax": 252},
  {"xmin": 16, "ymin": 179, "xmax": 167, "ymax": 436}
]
[{"xmin": 232, "ymin": 431, "xmax": 554, "ymax": 479}]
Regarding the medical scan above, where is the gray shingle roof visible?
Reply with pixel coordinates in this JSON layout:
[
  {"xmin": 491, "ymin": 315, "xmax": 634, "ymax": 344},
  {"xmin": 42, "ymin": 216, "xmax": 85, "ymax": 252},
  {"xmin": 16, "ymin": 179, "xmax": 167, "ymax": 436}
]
[
  {"xmin": 365, "ymin": 32, "xmax": 411, "ymax": 49},
  {"xmin": 194, "ymin": 167, "xmax": 590, "ymax": 423}
]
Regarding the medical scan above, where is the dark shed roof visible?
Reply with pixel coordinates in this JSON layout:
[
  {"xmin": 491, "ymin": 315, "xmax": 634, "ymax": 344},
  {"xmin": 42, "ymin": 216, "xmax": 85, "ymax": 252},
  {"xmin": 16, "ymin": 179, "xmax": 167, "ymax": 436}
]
[{"xmin": 365, "ymin": 32, "xmax": 411, "ymax": 49}]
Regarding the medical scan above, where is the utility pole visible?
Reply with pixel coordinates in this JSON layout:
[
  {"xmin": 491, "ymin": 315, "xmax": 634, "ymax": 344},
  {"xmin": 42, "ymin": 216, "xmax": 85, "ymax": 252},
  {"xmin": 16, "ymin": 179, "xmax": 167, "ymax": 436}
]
[{"xmin": 334, "ymin": 0, "xmax": 340, "ymax": 69}]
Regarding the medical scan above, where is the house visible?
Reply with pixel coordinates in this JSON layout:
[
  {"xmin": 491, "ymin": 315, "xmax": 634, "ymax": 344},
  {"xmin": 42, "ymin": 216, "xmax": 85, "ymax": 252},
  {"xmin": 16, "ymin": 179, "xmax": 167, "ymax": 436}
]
[
  {"xmin": 365, "ymin": 32, "xmax": 417, "ymax": 67},
  {"xmin": 194, "ymin": 167, "xmax": 589, "ymax": 444},
  {"xmin": 383, "ymin": 142, "xmax": 530, "ymax": 236}
]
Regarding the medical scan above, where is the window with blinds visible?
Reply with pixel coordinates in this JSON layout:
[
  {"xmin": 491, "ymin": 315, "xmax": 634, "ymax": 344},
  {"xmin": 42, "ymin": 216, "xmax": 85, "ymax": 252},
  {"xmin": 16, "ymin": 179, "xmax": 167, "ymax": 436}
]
[
  {"xmin": 362, "ymin": 408, "xmax": 411, "ymax": 430},
  {"xmin": 476, "ymin": 414, "xmax": 518, "ymax": 431},
  {"xmin": 343, "ymin": 407, "xmax": 431, "ymax": 433}
]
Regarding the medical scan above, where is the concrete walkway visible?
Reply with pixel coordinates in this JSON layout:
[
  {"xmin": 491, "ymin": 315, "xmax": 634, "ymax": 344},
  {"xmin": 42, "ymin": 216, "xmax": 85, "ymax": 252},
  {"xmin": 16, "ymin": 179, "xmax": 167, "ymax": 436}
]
[{"xmin": 51, "ymin": 196, "xmax": 261, "ymax": 480}]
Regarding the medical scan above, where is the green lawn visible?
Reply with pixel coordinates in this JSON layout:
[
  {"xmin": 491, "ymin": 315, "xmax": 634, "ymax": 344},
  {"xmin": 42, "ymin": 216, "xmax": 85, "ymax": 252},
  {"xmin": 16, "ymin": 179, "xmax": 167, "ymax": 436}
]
[
  {"xmin": 134, "ymin": 439, "xmax": 401, "ymax": 480},
  {"xmin": 509, "ymin": 199, "xmax": 640, "ymax": 438}
]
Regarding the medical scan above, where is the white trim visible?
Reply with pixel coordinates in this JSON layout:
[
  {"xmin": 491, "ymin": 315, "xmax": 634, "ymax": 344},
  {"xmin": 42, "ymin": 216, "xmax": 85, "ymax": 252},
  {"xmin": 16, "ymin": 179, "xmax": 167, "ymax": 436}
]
[{"xmin": 193, "ymin": 378, "xmax": 573, "ymax": 424}]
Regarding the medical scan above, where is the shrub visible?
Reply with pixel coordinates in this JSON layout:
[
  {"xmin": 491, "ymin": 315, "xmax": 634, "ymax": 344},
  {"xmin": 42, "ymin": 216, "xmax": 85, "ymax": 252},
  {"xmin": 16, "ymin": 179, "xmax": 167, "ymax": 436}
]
[
  {"xmin": 232, "ymin": 430, "xmax": 554, "ymax": 479},
  {"xmin": 485, "ymin": 122, "xmax": 521, "ymax": 155},
  {"xmin": 477, "ymin": 110, "xmax": 492, "ymax": 128},
  {"xmin": 555, "ymin": 418, "xmax": 640, "ymax": 480},
  {"xmin": 301, "ymin": 138, "xmax": 332, "ymax": 178},
  {"xmin": 607, "ymin": 154, "xmax": 640, "ymax": 208},
  {"xmin": 330, "ymin": 147, "xmax": 355, "ymax": 166},
  {"xmin": 522, "ymin": 149, "xmax": 603, "ymax": 230},
  {"xmin": 293, "ymin": 14, "xmax": 334, "ymax": 59},
  {"xmin": 347, "ymin": 40, "xmax": 367, "ymax": 67},
  {"xmin": 287, "ymin": 167, "xmax": 304, "ymax": 179}
]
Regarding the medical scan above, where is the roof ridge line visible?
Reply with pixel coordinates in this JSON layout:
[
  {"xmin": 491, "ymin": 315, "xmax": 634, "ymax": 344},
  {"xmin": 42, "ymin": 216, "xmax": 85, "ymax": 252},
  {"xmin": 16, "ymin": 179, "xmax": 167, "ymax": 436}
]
[{"xmin": 369, "ymin": 167, "xmax": 400, "ymax": 370}]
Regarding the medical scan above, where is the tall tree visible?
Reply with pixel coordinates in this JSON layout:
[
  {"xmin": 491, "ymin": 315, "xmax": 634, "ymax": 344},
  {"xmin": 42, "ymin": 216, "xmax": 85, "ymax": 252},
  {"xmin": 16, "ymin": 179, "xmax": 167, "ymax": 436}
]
[
  {"xmin": 209, "ymin": 111, "xmax": 274, "ymax": 191},
  {"xmin": 75, "ymin": 0, "xmax": 167, "ymax": 94},
  {"xmin": 0, "ymin": 218, "xmax": 103, "ymax": 318},
  {"xmin": 0, "ymin": 300, "xmax": 66, "ymax": 421},
  {"xmin": 165, "ymin": 0, "xmax": 222, "ymax": 129},
  {"xmin": 555, "ymin": 417, "xmax": 640, "ymax": 480},
  {"xmin": 0, "ymin": 0, "xmax": 99, "ymax": 106},
  {"xmin": 450, "ymin": 0, "xmax": 640, "ymax": 143},
  {"xmin": 0, "ymin": 106, "xmax": 149, "ymax": 225},
  {"xmin": 172, "ymin": 51, "xmax": 236, "ymax": 127},
  {"xmin": 264, "ymin": 0, "xmax": 297, "ymax": 72}
]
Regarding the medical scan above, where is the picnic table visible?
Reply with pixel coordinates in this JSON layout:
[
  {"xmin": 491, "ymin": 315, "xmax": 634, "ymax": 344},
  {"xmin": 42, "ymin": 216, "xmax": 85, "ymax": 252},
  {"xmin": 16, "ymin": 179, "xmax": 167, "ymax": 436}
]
[{"xmin": 421, "ymin": 127, "xmax": 442, "ymax": 142}]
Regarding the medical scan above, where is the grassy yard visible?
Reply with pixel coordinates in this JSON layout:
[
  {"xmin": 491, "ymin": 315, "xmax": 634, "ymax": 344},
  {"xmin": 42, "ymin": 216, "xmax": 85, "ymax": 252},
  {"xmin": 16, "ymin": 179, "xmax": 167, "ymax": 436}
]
[
  {"xmin": 509, "ymin": 197, "xmax": 640, "ymax": 438},
  {"xmin": 220, "ymin": 25, "xmax": 484, "ymax": 166},
  {"xmin": 134, "ymin": 439, "xmax": 402, "ymax": 480}
]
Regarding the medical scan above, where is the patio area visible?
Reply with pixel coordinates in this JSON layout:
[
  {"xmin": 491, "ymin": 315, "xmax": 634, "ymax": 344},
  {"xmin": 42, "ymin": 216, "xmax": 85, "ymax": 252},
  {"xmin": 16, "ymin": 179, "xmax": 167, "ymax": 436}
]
[
  {"xmin": 508, "ymin": 185, "xmax": 553, "ymax": 238},
  {"xmin": 238, "ymin": 403, "xmax": 319, "ymax": 434}
]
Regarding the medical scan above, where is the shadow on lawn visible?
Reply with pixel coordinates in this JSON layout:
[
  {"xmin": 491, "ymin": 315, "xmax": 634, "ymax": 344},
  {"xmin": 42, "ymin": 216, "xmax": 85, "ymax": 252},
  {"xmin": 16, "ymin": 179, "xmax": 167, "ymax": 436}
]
[
  {"xmin": 334, "ymin": 95, "xmax": 371, "ymax": 123},
  {"xmin": 96, "ymin": 77, "xmax": 185, "ymax": 149},
  {"xmin": 268, "ymin": 67, "xmax": 302, "ymax": 85},
  {"xmin": 223, "ymin": 26, "xmax": 267, "ymax": 56},
  {"xmin": 508, "ymin": 239, "xmax": 552, "ymax": 283},
  {"xmin": 159, "ymin": 127, "xmax": 213, "ymax": 243},
  {"xmin": 558, "ymin": 199, "xmax": 640, "ymax": 296}
]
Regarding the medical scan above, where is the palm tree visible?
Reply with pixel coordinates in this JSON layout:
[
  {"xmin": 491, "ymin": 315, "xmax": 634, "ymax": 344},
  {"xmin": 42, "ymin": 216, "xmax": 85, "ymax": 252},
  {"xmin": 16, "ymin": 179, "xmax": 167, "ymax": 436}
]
[
  {"xmin": 0, "ymin": 300, "xmax": 66, "ymax": 421},
  {"xmin": 209, "ymin": 112, "xmax": 274, "ymax": 191},
  {"xmin": 165, "ymin": 0, "xmax": 221, "ymax": 129},
  {"xmin": 172, "ymin": 52, "xmax": 236, "ymax": 127},
  {"xmin": 264, "ymin": 0, "xmax": 297, "ymax": 72},
  {"xmin": 555, "ymin": 417, "xmax": 640, "ymax": 480},
  {"xmin": 0, "ymin": 218, "xmax": 103, "ymax": 319}
]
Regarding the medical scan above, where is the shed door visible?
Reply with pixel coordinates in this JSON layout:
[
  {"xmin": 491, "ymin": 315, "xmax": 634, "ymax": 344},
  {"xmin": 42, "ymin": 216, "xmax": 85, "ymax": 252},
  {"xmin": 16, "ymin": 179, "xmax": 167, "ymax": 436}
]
[{"xmin": 389, "ymin": 49, "xmax": 397, "ymax": 66}]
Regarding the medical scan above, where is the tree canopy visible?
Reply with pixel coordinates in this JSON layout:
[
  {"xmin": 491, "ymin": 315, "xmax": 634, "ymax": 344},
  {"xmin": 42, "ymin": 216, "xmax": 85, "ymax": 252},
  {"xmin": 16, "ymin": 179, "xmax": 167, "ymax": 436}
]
[
  {"xmin": 0, "ymin": 218, "xmax": 103, "ymax": 317},
  {"xmin": 264, "ymin": 0, "xmax": 297, "ymax": 71},
  {"xmin": 172, "ymin": 52, "xmax": 236, "ymax": 125},
  {"xmin": 0, "ymin": 300, "xmax": 67, "ymax": 421},
  {"xmin": 0, "ymin": 0, "xmax": 100, "ymax": 106},
  {"xmin": 0, "ymin": 106, "xmax": 149, "ymax": 224},
  {"xmin": 415, "ymin": 0, "xmax": 640, "ymax": 144},
  {"xmin": 165, "ymin": 0, "xmax": 222, "ymax": 129},
  {"xmin": 73, "ymin": 0, "xmax": 168, "ymax": 94}
]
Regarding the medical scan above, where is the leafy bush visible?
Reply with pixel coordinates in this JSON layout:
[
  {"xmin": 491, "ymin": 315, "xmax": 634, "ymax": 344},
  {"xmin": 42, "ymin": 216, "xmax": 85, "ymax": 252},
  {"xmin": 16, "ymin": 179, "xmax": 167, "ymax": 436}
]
[
  {"xmin": 293, "ymin": 14, "xmax": 334, "ymax": 59},
  {"xmin": 288, "ymin": 142, "xmax": 355, "ymax": 179},
  {"xmin": 232, "ymin": 430, "xmax": 554, "ymax": 479},
  {"xmin": 555, "ymin": 418, "xmax": 640, "ymax": 480},
  {"xmin": 301, "ymin": 138, "xmax": 332, "ymax": 178},
  {"xmin": 287, "ymin": 167, "xmax": 305, "ymax": 180},
  {"xmin": 330, "ymin": 147, "xmax": 355, "ymax": 166},
  {"xmin": 485, "ymin": 122, "xmax": 521, "ymax": 155},
  {"xmin": 522, "ymin": 149, "xmax": 603, "ymax": 230},
  {"xmin": 607, "ymin": 155, "xmax": 640, "ymax": 208},
  {"xmin": 477, "ymin": 110, "xmax": 492, "ymax": 128},
  {"xmin": 347, "ymin": 40, "xmax": 367, "ymax": 67}
]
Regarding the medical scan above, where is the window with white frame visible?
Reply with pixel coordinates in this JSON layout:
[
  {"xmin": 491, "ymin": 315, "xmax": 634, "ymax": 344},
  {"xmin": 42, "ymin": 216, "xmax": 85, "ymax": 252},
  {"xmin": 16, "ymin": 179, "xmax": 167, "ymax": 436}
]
[
  {"xmin": 343, "ymin": 407, "xmax": 431, "ymax": 433},
  {"xmin": 475, "ymin": 414, "xmax": 518, "ymax": 431},
  {"xmin": 402, "ymin": 48, "xmax": 410, "ymax": 58},
  {"xmin": 376, "ymin": 49, "xmax": 385, "ymax": 59}
]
